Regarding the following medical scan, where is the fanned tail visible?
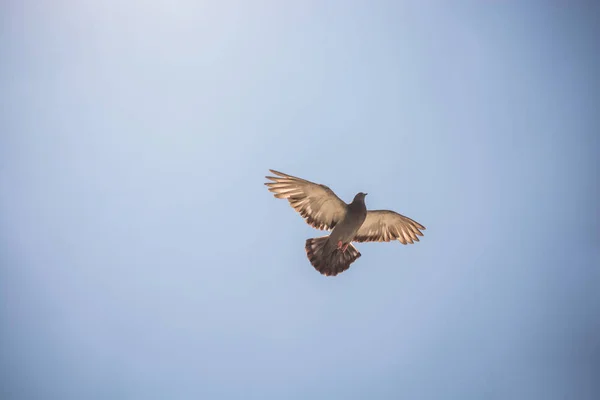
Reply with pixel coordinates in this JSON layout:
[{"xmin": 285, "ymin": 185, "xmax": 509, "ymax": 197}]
[{"xmin": 305, "ymin": 236, "xmax": 361, "ymax": 277}]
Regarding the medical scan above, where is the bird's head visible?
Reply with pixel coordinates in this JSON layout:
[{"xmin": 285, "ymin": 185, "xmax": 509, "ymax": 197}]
[{"xmin": 353, "ymin": 192, "xmax": 368, "ymax": 203}]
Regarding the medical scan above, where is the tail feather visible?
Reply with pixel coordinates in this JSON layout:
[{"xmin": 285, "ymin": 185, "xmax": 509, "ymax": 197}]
[{"xmin": 305, "ymin": 236, "xmax": 361, "ymax": 277}]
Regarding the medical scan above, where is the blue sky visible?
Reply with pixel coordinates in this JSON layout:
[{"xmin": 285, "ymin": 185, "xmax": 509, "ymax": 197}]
[{"xmin": 1, "ymin": 1, "xmax": 599, "ymax": 399}]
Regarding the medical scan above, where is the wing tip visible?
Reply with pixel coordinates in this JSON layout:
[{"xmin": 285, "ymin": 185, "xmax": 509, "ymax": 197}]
[{"xmin": 268, "ymin": 169, "xmax": 287, "ymax": 177}]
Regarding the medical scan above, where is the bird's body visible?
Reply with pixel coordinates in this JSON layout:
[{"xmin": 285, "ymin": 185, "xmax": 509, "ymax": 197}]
[
  {"xmin": 331, "ymin": 194, "xmax": 367, "ymax": 244},
  {"xmin": 265, "ymin": 169, "xmax": 425, "ymax": 276}
]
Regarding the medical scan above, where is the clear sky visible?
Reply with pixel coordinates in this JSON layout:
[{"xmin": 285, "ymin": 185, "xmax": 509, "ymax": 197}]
[{"xmin": 1, "ymin": 1, "xmax": 599, "ymax": 399}]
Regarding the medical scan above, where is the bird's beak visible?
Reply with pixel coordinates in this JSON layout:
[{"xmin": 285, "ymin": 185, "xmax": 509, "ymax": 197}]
[{"xmin": 365, "ymin": 193, "xmax": 368, "ymax": 196}]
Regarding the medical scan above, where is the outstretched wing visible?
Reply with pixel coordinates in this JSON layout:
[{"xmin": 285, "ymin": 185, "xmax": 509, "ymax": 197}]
[
  {"xmin": 265, "ymin": 169, "xmax": 347, "ymax": 231},
  {"xmin": 353, "ymin": 210, "xmax": 426, "ymax": 244}
]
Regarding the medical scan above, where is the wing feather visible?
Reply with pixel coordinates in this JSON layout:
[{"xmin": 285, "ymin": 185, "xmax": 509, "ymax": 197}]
[
  {"xmin": 354, "ymin": 210, "xmax": 425, "ymax": 244},
  {"xmin": 265, "ymin": 169, "xmax": 347, "ymax": 231}
]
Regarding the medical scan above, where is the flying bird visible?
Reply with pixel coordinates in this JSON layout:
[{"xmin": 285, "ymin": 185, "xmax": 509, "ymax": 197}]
[{"xmin": 265, "ymin": 169, "xmax": 426, "ymax": 276}]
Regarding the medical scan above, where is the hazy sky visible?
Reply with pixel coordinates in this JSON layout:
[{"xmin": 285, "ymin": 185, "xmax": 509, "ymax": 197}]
[{"xmin": 1, "ymin": 1, "xmax": 599, "ymax": 399}]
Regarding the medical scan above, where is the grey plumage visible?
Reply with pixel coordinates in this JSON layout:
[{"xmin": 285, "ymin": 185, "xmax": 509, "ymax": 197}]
[{"xmin": 265, "ymin": 169, "xmax": 426, "ymax": 276}]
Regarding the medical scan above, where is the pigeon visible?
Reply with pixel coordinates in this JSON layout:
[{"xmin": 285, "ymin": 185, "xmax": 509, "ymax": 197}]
[{"xmin": 265, "ymin": 169, "xmax": 426, "ymax": 276}]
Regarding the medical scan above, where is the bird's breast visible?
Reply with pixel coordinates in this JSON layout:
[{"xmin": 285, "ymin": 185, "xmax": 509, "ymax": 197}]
[{"xmin": 330, "ymin": 208, "xmax": 366, "ymax": 243}]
